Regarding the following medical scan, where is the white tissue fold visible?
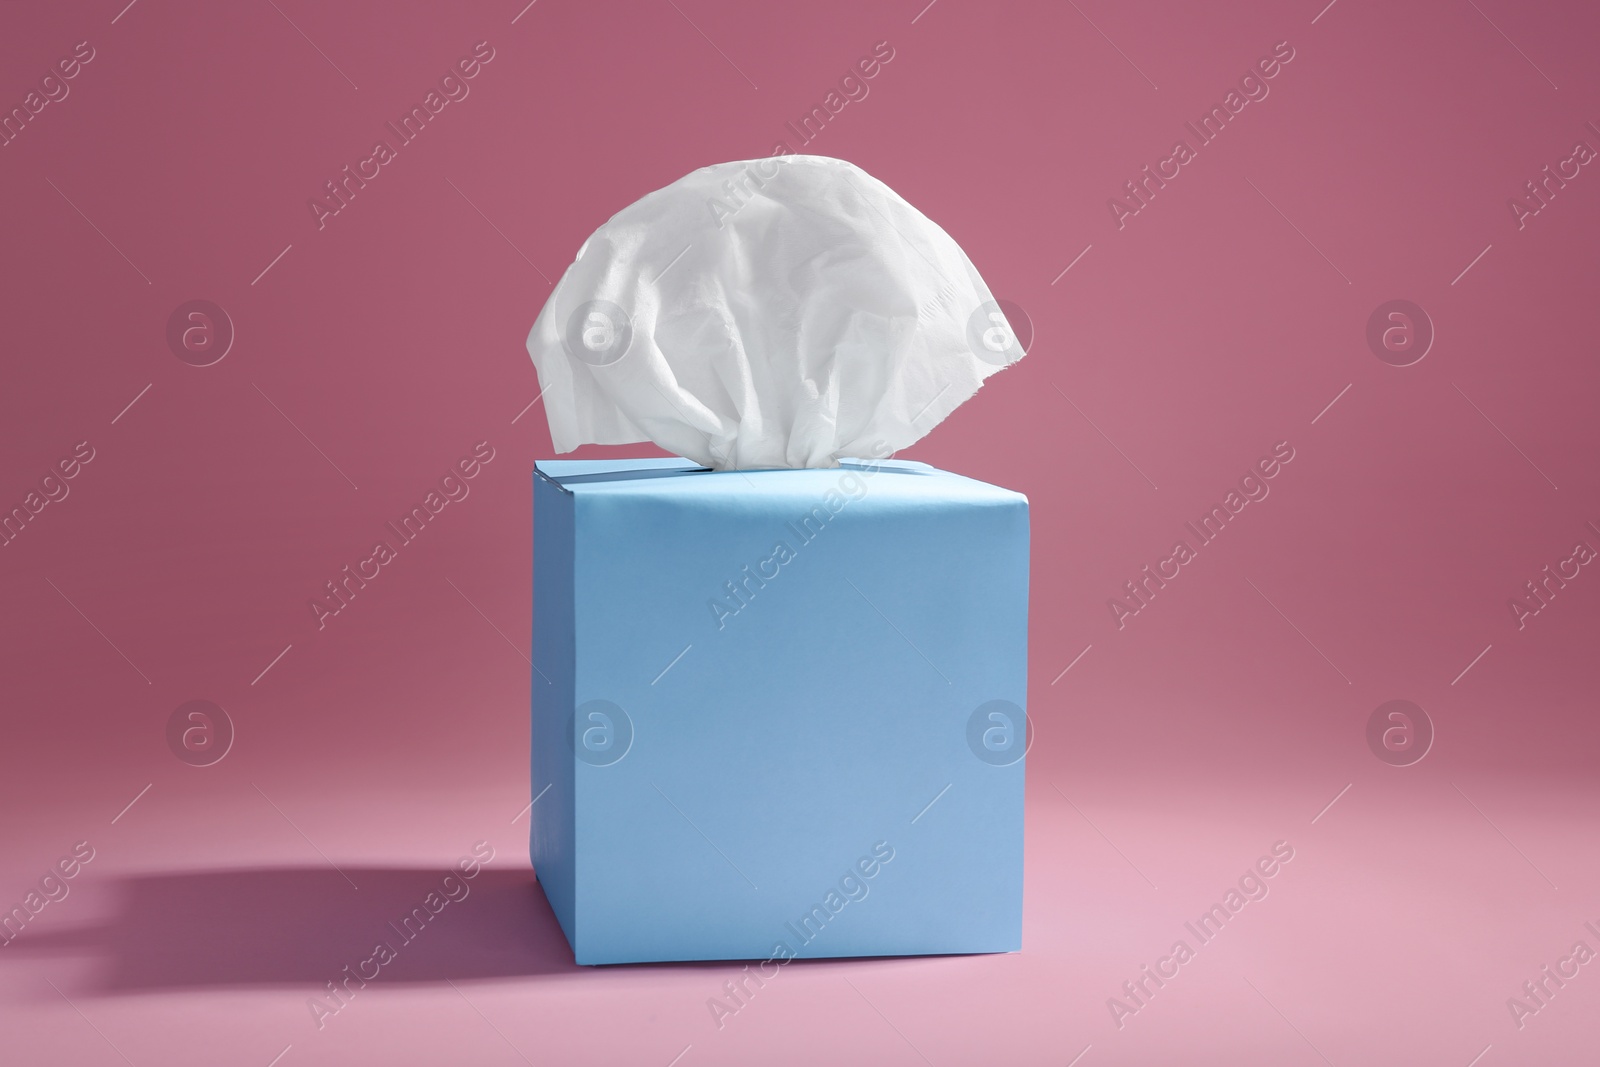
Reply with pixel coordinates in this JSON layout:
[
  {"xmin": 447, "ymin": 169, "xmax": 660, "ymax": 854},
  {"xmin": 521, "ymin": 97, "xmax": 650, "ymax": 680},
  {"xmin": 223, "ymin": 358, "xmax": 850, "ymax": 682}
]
[{"xmin": 526, "ymin": 154, "xmax": 1024, "ymax": 471}]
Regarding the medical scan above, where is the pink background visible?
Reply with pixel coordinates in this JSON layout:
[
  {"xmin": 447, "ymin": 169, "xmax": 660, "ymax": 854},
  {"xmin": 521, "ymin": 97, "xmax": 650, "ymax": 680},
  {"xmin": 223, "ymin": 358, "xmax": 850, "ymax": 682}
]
[{"xmin": 4, "ymin": 0, "xmax": 1599, "ymax": 1063}]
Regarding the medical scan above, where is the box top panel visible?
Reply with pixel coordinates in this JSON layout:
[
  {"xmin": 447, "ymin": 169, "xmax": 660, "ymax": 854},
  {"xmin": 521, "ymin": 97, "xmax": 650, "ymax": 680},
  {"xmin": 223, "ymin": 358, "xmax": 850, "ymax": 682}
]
[
  {"xmin": 535, "ymin": 457, "xmax": 705, "ymax": 479},
  {"xmin": 533, "ymin": 457, "xmax": 1023, "ymax": 504}
]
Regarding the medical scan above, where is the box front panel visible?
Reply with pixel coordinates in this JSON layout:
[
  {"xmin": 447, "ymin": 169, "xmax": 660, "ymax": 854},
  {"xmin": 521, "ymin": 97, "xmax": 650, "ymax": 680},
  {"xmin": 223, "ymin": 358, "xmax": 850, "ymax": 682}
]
[{"xmin": 570, "ymin": 467, "xmax": 1026, "ymax": 964}]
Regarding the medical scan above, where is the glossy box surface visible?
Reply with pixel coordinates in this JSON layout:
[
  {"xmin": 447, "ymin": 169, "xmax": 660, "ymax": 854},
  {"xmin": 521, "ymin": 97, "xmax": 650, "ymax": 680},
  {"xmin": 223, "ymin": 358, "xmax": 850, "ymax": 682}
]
[{"xmin": 531, "ymin": 457, "xmax": 1028, "ymax": 964}]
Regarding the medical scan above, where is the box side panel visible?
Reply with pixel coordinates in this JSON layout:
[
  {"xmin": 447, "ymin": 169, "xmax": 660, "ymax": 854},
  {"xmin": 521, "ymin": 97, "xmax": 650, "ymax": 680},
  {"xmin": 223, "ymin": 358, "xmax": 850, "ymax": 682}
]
[{"xmin": 531, "ymin": 472, "xmax": 577, "ymax": 953}]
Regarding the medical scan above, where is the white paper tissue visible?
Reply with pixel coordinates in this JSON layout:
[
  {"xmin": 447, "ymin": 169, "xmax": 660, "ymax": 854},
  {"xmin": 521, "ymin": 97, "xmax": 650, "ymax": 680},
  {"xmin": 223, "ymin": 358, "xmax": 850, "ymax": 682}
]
[{"xmin": 526, "ymin": 155, "xmax": 1024, "ymax": 470}]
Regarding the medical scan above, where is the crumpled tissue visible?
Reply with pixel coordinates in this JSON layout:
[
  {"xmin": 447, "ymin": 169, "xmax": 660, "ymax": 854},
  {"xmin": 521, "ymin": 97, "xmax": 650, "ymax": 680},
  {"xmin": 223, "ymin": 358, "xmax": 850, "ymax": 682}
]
[{"xmin": 526, "ymin": 154, "xmax": 1024, "ymax": 470}]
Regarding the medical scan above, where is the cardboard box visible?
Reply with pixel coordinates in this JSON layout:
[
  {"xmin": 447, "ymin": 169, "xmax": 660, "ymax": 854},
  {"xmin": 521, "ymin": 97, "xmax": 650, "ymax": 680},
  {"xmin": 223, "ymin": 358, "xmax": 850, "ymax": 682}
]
[{"xmin": 531, "ymin": 457, "xmax": 1028, "ymax": 964}]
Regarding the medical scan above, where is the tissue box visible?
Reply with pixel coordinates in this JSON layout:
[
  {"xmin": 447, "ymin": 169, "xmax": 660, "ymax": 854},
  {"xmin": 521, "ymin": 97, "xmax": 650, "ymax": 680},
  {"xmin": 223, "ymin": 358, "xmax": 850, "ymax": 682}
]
[{"xmin": 531, "ymin": 457, "xmax": 1028, "ymax": 964}]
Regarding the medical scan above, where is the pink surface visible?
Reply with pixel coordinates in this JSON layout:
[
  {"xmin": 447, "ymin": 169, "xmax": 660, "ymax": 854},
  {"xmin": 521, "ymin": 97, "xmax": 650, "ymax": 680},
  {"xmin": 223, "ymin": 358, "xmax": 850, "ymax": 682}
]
[{"xmin": 3, "ymin": 0, "xmax": 1599, "ymax": 1064}]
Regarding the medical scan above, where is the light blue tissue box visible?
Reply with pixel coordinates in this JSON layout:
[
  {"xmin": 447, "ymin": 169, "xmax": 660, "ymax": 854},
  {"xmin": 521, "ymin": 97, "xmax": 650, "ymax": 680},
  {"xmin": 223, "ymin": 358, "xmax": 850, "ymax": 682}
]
[{"xmin": 531, "ymin": 457, "xmax": 1028, "ymax": 965}]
